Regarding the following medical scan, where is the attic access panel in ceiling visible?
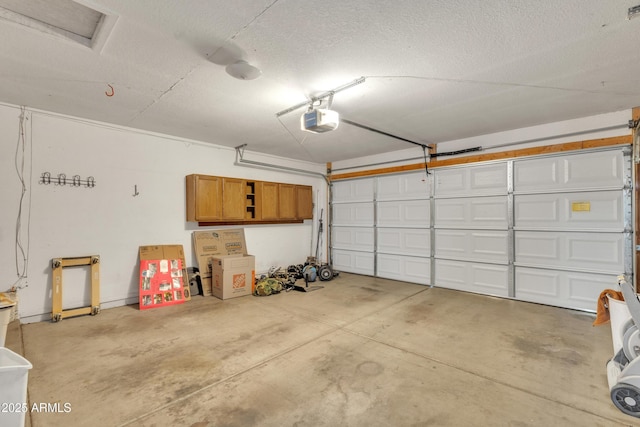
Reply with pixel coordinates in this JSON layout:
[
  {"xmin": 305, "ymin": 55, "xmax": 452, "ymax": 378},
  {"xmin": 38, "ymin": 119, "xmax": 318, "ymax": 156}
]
[{"xmin": 0, "ymin": 0, "xmax": 115, "ymax": 50}]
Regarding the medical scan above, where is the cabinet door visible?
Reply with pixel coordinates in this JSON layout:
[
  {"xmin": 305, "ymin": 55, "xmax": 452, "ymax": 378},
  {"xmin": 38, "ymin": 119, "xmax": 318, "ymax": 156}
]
[
  {"xmin": 259, "ymin": 182, "xmax": 279, "ymax": 220},
  {"xmin": 279, "ymin": 184, "xmax": 297, "ymax": 219},
  {"xmin": 222, "ymin": 178, "xmax": 246, "ymax": 220},
  {"xmin": 296, "ymin": 185, "xmax": 313, "ymax": 219},
  {"xmin": 187, "ymin": 175, "xmax": 221, "ymax": 221}
]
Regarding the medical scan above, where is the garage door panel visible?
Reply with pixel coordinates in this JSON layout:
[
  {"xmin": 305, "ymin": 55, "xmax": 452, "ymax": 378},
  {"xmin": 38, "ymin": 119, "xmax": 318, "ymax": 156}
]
[
  {"xmin": 332, "ymin": 249, "xmax": 374, "ymax": 275},
  {"xmin": 435, "ymin": 259, "xmax": 509, "ymax": 296},
  {"xmin": 515, "ymin": 267, "xmax": 615, "ymax": 311},
  {"xmin": 435, "ymin": 229, "xmax": 508, "ymax": 263},
  {"xmin": 435, "ymin": 163, "xmax": 507, "ymax": 197},
  {"xmin": 514, "ymin": 191, "xmax": 624, "ymax": 230},
  {"xmin": 434, "ymin": 196, "xmax": 508, "ymax": 229},
  {"xmin": 377, "ymin": 172, "xmax": 429, "ymax": 201},
  {"xmin": 332, "ymin": 202, "xmax": 374, "ymax": 226},
  {"xmin": 434, "ymin": 199, "xmax": 466, "ymax": 223},
  {"xmin": 515, "ymin": 233, "xmax": 559, "ymax": 260},
  {"xmin": 472, "ymin": 264, "xmax": 509, "ymax": 293},
  {"xmin": 515, "ymin": 231, "xmax": 624, "ymax": 273},
  {"xmin": 567, "ymin": 274, "xmax": 615, "ymax": 306},
  {"xmin": 564, "ymin": 152, "xmax": 622, "ymax": 187},
  {"xmin": 377, "ymin": 228, "xmax": 430, "ymax": 256},
  {"xmin": 378, "ymin": 200, "xmax": 429, "ymax": 227},
  {"xmin": 514, "ymin": 160, "xmax": 558, "ymax": 190},
  {"xmin": 435, "ymin": 259, "xmax": 466, "ymax": 286},
  {"xmin": 377, "ymin": 254, "xmax": 402, "ymax": 280},
  {"xmin": 377, "ymin": 254, "xmax": 430, "ymax": 285},
  {"xmin": 332, "ymin": 227, "xmax": 374, "ymax": 251},
  {"xmin": 514, "ymin": 198, "xmax": 558, "ymax": 224},
  {"xmin": 332, "ymin": 178, "xmax": 374, "ymax": 202},
  {"xmin": 514, "ymin": 150, "xmax": 624, "ymax": 192},
  {"xmin": 471, "ymin": 199, "xmax": 508, "ymax": 223},
  {"xmin": 469, "ymin": 163, "xmax": 508, "ymax": 192},
  {"xmin": 515, "ymin": 268, "xmax": 559, "ymax": 298}
]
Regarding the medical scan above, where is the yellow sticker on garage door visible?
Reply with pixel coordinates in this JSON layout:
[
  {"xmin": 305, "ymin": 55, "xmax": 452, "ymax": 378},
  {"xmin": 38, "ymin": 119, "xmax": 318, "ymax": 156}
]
[{"xmin": 571, "ymin": 202, "xmax": 591, "ymax": 212}]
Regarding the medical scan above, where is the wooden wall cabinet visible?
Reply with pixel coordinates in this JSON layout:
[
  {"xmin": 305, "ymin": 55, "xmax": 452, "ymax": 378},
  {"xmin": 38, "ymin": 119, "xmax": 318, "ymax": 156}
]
[
  {"xmin": 221, "ymin": 178, "xmax": 245, "ymax": 220},
  {"xmin": 186, "ymin": 174, "xmax": 313, "ymax": 225},
  {"xmin": 296, "ymin": 185, "xmax": 313, "ymax": 219},
  {"xmin": 257, "ymin": 181, "xmax": 279, "ymax": 220},
  {"xmin": 279, "ymin": 184, "xmax": 297, "ymax": 220},
  {"xmin": 186, "ymin": 174, "xmax": 221, "ymax": 221}
]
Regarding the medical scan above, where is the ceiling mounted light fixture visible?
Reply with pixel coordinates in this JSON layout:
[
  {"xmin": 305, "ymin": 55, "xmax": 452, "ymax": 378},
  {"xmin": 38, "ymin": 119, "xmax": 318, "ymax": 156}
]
[{"xmin": 225, "ymin": 60, "xmax": 261, "ymax": 80}]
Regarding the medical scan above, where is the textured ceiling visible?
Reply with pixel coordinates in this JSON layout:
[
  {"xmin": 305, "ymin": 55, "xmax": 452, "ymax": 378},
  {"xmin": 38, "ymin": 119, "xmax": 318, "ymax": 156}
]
[{"xmin": 0, "ymin": 0, "xmax": 639, "ymax": 163}]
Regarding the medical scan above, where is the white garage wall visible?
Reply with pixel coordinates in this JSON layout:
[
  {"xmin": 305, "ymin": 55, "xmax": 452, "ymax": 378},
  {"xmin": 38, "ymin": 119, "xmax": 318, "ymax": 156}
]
[{"xmin": 0, "ymin": 103, "xmax": 328, "ymax": 322}]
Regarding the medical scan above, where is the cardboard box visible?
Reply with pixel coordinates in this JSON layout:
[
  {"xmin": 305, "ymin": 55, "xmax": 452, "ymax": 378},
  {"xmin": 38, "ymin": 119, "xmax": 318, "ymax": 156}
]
[
  {"xmin": 192, "ymin": 229, "xmax": 254, "ymax": 299},
  {"xmin": 210, "ymin": 254, "xmax": 255, "ymax": 300},
  {"xmin": 138, "ymin": 245, "xmax": 191, "ymax": 300},
  {"xmin": 139, "ymin": 245, "xmax": 185, "ymax": 261}
]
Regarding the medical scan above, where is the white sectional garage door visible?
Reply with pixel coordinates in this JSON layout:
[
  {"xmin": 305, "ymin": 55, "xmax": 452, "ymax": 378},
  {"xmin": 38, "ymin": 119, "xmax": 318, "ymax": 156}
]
[
  {"xmin": 376, "ymin": 173, "xmax": 430, "ymax": 284},
  {"xmin": 330, "ymin": 147, "xmax": 632, "ymax": 311},
  {"xmin": 434, "ymin": 162, "xmax": 510, "ymax": 297},
  {"xmin": 331, "ymin": 178, "xmax": 375, "ymax": 276},
  {"xmin": 331, "ymin": 171, "xmax": 430, "ymax": 284},
  {"xmin": 512, "ymin": 149, "xmax": 631, "ymax": 310}
]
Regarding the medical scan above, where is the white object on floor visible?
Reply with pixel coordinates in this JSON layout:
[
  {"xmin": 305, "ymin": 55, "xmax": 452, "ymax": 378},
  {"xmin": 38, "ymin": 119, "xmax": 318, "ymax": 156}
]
[{"xmin": 0, "ymin": 347, "xmax": 33, "ymax": 427}]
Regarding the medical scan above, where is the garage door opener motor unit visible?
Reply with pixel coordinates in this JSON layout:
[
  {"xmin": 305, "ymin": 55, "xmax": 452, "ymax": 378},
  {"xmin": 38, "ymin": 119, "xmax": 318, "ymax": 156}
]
[{"xmin": 301, "ymin": 109, "xmax": 339, "ymax": 133}]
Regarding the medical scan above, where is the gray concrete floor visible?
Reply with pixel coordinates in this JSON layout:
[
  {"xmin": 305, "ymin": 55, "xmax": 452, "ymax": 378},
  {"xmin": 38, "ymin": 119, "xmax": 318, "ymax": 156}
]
[{"xmin": 4, "ymin": 273, "xmax": 639, "ymax": 426}]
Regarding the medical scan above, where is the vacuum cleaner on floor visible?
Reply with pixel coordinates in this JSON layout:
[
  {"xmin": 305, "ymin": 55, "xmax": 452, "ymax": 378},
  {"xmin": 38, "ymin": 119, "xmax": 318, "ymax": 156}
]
[{"xmin": 606, "ymin": 275, "xmax": 640, "ymax": 417}]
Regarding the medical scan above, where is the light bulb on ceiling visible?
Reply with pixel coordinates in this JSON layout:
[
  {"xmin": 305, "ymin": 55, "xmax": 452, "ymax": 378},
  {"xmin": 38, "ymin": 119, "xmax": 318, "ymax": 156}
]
[{"xmin": 225, "ymin": 60, "xmax": 262, "ymax": 80}]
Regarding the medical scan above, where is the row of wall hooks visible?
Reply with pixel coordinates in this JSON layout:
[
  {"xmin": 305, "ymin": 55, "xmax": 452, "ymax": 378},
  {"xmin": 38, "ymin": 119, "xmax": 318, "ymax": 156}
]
[{"xmin": 40, "ymin": 172, "xmax": 96, "ymax": 188}]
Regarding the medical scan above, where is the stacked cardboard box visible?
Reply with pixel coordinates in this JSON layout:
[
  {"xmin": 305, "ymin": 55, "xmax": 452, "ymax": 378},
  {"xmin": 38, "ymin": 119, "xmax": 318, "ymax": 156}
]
[{"xmin": 192, "ymin": 229, "xmax": 255, "ymax": 300}]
